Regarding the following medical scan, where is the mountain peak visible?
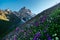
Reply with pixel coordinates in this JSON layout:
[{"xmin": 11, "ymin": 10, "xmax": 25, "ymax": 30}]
[
  {"xmin": 21, "ymin": 6, "xmax": 26, "ymax": 10},
  {"xmin": 5, "ymin": 8, "xmax": 12, "ymax": 13},
  {"xmin": 19, "ymin": 6, "xmax": 32, "ymax": 13}
]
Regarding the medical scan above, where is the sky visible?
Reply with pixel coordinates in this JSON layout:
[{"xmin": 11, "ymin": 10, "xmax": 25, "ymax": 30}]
[{"xmin": 0, "ymin": 0, "xmax": 60, "ymax": 14}]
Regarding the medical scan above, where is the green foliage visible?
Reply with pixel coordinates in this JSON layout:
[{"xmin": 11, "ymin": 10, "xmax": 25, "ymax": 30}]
[{"xmin": 30, "ymin": 8, "xmax": 60, "ymax": 39}]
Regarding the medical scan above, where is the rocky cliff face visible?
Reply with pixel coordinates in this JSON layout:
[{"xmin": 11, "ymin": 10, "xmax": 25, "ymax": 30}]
[
  {"xmin": 0, "ymin": 10, "xmax": 9, "ymax": 21},
  {"xmin": 14, "ymin": 7, "xmax": 35, "ymax": 22}
]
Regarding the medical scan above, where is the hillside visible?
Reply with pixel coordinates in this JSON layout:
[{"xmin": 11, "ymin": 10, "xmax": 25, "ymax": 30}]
[{"xmin": 2, "ymin": 3, "xmax": 60, "ymax": 40}]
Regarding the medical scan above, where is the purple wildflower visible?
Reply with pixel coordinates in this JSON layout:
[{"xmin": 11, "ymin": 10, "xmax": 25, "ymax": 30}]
[
  {"xmin": 16, "ymin": 27, "xmax": 19, "ymax": 31},
  {"xmin": 45, "ymin": 24, "xmax": 49, "ymax": 28},
  {"xmin": 48, "ymin": 37, "xmax": 52, "ymax": 40},
  {"xmin": 14, "ymin": 35, "xmax": 17, "ymax": 40},
  {"xmin": 15, "ymin": 27, "xmax": 20, "ymax": 33},
  {"xmin": 24, "ymin": 32, "xmax": 26, "ymax": 35},
  {"xmin": 34, "ymin": 22, "xmax": 39, "ymax": 26},
  {"xmin": 40, "ymin": 16, "xmax": 47, "ymax": 23},
  {"xmin": 45, "ymin": 33, "xmax": 52, "ymax": 40},
  {"xmin": 44, "ymin": 29, "xmax": 47, "ymax": 33},
  {"xmin": 21, "ymin": 30, "xmax": 24, "ymax": 32},
  {"xmin": 33, "ymin": 32, "xmax": 41, "ymax": 40}
]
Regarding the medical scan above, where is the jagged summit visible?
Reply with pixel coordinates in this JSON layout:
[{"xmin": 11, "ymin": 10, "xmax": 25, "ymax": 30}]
[
  {"xmin": 19, "ymin": 6, "xmax": 32, "ymax": 13},
  {"xmin": 5, "ymin": 8, "xmax": 12, "ymax": 13},
  {"xmin": 21, "ymin": 6, "xmax": 26, "ymax": 10},
  {"xmin": 13, "ymin": 7, "xmax": 35, "ymax": 22},
  {"xmin": 18, "ymin": 7, "xmax": 34, "ymax": 22},
  {"xmin": 5, "ymin": 8, "xmax": 10, "ymax": 12}
]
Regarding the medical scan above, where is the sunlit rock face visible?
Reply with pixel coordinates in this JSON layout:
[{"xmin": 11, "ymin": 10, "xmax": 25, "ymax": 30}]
[{"xmin": 0, "ymin": 10, "xmax": 9, "ymax": 21}]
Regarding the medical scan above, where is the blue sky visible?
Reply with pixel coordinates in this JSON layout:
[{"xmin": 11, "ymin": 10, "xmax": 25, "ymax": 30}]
[{"xmin": 0, "ymin": 0, "xmax": 60, "ymax": 14}]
